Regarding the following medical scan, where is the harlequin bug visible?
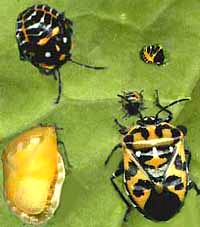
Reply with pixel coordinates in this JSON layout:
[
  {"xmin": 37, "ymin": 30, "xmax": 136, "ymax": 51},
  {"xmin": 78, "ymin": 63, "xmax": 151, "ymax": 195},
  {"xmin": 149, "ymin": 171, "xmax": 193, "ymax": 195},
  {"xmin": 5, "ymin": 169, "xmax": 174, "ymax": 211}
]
[
  {"xmin": 2, "ymin": 125, "xmax": 71, "ymax": 225},
  {"xmin": 105, "ymin": 90, "xmax": 200, "ymax": 222},
  {"xmin": 118, "ymin": 90, "xmax": 145, "ymax": 119},
  {"xmin": 16, "ymin": 4, "xmax": 106, "ymax": 104},
  {"xmin": 140, "ymin": 44, "xmax": 165, "ymax": 65}
]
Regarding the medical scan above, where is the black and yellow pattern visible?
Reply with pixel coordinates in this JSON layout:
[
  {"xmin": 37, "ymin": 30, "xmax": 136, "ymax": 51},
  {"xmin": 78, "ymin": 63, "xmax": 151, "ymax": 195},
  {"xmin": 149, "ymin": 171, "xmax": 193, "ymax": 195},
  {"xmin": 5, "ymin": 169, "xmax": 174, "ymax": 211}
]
[
  {"xmin": 122, "ymin": 122, "xmax": 188, "ymax": 220},
  {"xmin": 140, "ymin": 45, "xmax": 165, "ymax": 65}
]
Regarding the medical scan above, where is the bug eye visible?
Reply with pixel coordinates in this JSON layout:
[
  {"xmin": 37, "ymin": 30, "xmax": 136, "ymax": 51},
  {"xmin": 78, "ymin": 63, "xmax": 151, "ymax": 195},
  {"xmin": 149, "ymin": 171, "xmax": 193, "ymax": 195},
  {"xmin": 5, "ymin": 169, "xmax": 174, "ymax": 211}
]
[{"xmin": 169, "ymin": 146, "xmax": 174, "ymax": 152}]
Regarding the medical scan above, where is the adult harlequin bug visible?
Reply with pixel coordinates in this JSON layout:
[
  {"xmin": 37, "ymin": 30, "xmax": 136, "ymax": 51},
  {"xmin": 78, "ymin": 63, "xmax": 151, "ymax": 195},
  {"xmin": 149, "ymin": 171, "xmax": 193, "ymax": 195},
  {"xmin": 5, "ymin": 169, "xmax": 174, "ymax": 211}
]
[
  {"xmin": 2, "ymin": 125, "xmax": 71, "ymax": 225},
  {"xmin": 16, "ymin": 4, "xmax": 106, "ymax": 104},
  {"xmin": 140, "ymin": 44, "xmax": 165, "ymax": 65},
  {"xmin": 118, "ymin": 90, "xmax": 145, "ymax": 119},
  {"xmin": 105, "ymin": 90, "xmax": 200, "ymax": 222}
]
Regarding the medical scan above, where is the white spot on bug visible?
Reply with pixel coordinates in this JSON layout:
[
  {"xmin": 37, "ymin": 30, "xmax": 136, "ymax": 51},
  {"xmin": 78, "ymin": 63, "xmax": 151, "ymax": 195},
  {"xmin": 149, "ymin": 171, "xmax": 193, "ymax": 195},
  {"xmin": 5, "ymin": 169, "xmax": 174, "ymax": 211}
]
[
  {"xmin": 26, "ymin": 22, "xmax": 41, "ymax": 30},
  {"xmin": 40, "ymin": 15, "xmax": 45, "ymax": 23},
  {"xmin": 20, "ymin": 40, "xmax": 27, "ymax": 45},
  {"xmin": 63, "ymin": 37, "xmax": 67, "ymax": 43},
  {"xmin": 26, "ymin": 11, "xmax": 37, "ymax": 21},
  {"xmin": 45, "ymin": 52, "xmax": 51, "ymax": 58},
  {"xmin": 135, "ymin": 151, "xmax": 141, "ymax": 157},
  {"xmin": 169, "ymin": 146, "xmax": 174, "ymax": 152},
  {"xmin": 152, "ymin": 147, "xmax": 158, "ymax": 157}
]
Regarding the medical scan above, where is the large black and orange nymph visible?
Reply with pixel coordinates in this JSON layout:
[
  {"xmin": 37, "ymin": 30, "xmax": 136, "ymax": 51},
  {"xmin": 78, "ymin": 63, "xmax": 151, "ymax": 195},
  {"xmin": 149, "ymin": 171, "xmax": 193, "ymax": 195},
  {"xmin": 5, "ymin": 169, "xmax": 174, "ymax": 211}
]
[{"xmin": 16, "ymin": 4, "xmax": 106, "ymax": 103}]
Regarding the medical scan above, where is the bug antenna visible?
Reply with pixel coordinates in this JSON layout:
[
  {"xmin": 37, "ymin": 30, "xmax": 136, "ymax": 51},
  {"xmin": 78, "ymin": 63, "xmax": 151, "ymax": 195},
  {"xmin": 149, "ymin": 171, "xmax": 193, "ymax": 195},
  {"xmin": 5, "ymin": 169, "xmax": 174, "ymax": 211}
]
[
  {"xmin": 155, "ymin": 97, "xmax": 190, "ymax": 119},
  {"xmin": 69, "ymin": 59, "xmax": 107, "ymax": 70},
  {"xmin": 140, "ymin": 89, "xmax": 144, "ymax": 95}
]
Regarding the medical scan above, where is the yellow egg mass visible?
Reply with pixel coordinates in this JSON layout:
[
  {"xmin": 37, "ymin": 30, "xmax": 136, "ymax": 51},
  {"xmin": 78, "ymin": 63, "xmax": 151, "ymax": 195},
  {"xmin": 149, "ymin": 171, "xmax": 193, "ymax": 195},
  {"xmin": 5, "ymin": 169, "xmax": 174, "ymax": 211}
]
[{"xmin": 2, "ymin": 126, "xmax": 65, "ymax": 225}]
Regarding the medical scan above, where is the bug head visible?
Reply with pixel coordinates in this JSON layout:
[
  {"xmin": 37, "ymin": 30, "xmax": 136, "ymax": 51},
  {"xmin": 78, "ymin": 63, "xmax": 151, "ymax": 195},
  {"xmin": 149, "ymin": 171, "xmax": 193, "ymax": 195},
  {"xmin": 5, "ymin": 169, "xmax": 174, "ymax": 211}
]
[{"xmin": 137, "ymin": 115, "xmax": 162, "ymax": 126}]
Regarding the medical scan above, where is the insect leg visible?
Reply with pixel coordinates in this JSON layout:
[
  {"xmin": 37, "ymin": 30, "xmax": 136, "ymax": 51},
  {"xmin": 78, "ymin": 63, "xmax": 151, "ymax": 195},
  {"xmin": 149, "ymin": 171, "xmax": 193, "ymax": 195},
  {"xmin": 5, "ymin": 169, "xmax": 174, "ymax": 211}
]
[
  {"xmin": 58, "ymin": 140, "xmax": 72, "ymax": 170},
  {"xmin": 124, "ymin": 206, "xmax": 132, "ymax": 222},
  {"xmin": 188, "ymin": 181, "xmax": 200, "ymax": 195},
  {"xmin": 54, "ymin": 69, "xmax": 62, "ymax": 104},
  {"xmin": 117, "ymin": 94, "xmax": 126, "ymax": 100},
  {"xmin": 114, "ymin": 118, "xmax": 128, "ymax": 134},
  {"xmin": 185, "ymin": 149, "xmax": 200, "ymax": 195},
  {"xmin": 70, "ymin": 59, "xmax": 107, "ymax": 70},
  {"xmin": 185, "ymin": 149, "xmax": 191, "ymax": 168},
  {"xmin": 110, "ymin": 162, "xmax": 132, "ymax": 222},
  {"xmin": 105, "ymin": 143, "xmax": 122, "ymax": 165},
  {"xmin": 122, "ymin": 112, "xmax": 129, "ymax": 120}
]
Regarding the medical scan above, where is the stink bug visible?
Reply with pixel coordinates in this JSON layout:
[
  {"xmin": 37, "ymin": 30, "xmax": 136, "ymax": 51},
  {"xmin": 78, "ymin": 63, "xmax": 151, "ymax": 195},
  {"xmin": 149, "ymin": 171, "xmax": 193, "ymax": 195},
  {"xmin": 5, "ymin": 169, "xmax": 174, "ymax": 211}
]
[
  {"xmin": 2, "ymin": 125, "xmax": 71, "ymax": 225},
  {"xmin": 118, "ymin": 90, "xmax": 145, "ymax": 119},
  {"xmin": 16, "ymin": 4, "xmax": 106, "ymax": 104},
  {"xmin": 105, "ymin": 90, "xmax": 200, "ymax": 222},
  {"xmin": 140, "ymin": 44, "xmax": 165, "ymax": 65}
]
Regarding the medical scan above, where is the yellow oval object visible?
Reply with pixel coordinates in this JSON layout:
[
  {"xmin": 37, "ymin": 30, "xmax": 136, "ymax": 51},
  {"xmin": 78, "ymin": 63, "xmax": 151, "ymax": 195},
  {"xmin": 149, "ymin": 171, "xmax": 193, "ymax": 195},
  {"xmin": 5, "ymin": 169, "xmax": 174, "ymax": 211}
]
[{"xmin": 2, "ymin": 126, "xmax": 65, "ymax": 225}]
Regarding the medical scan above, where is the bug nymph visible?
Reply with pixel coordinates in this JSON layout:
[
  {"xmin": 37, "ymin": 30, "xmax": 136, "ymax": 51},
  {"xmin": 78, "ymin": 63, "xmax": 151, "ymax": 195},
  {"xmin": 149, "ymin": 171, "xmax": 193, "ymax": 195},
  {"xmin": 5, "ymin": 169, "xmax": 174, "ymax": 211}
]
[
  {"xmin": 140, "ymin": 44, "xmax": 165, "ymax": 65},
  {"xmin": 105, "ymin": 90, "xmax": 200, "ymax": 222},
  {"xmin": 16, "ymin": 4, "xmax": 106, "ymax": 104},
  {"xmin": 118, "ymin": 90, "xmax": 145, "ymax": 119},
  {"xmin": 2, "ymin": 125, "xmax": 71, "ymax": 225}
]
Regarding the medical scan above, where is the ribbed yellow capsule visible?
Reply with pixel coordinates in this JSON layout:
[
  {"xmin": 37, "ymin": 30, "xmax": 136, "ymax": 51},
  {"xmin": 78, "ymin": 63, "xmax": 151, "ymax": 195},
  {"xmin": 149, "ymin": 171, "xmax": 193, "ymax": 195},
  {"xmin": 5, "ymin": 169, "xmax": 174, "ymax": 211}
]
[{"xmin": 2, "ymin": 126, "xmax": 65, "ymax": 225}]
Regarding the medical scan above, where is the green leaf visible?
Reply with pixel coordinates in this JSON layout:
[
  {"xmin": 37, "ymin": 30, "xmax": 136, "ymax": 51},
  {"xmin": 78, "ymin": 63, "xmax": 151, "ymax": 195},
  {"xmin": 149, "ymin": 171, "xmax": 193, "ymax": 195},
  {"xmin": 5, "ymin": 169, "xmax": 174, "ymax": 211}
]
[{"xmin": 1, "ymin": 0, "xmax": 200, "ymax": 226}]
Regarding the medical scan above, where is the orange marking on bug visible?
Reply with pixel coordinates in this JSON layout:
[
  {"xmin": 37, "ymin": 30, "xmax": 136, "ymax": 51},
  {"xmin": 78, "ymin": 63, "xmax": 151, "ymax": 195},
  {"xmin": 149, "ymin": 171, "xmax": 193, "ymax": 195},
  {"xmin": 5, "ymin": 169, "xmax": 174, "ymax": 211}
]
[
  {"xmin": 37, "ymin": 27, "xmax": 60, "ymax": 46},
  {"xmin": 132, "ymin": 132, "xmax": 144, "ymax": 142},
  {"xmin": 22, "ymin": 17, "xmax": 29, "ymax": 42},
  {"xmin": 39, "ymin": 63, "xmax": 55, "ymax": 70},
  {"xmin": 133, "ymin": 91, "xmax": 142, "ymax": 102},
  {"xmin": 162, "ymin": 129, "xmax": 172, "ymax": 138},
  {"xmin": 145, "ymin": 156, "xmax": 167, "ymax": 169},
  {"xmin": 59, "ymin": 54, "xmax": 66, "ymax": 61}
]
